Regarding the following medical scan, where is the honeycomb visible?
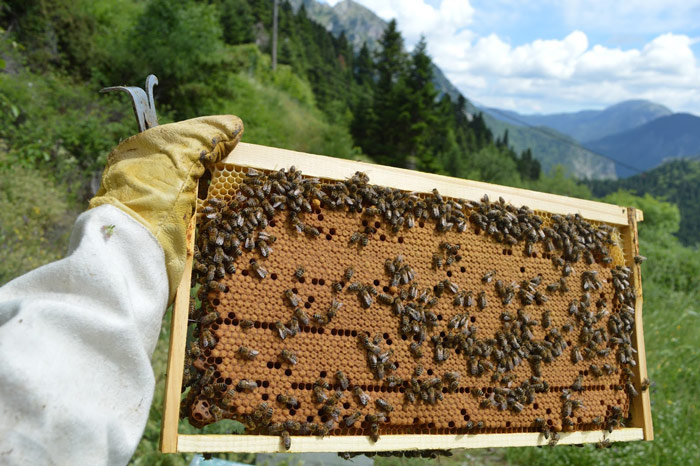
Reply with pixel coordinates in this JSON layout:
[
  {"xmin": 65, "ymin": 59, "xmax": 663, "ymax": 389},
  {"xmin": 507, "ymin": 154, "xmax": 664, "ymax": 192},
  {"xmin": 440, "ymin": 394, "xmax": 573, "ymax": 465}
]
[{"xmin": 181, "ymin": 163, "xmax": 640, "ymax": 448}]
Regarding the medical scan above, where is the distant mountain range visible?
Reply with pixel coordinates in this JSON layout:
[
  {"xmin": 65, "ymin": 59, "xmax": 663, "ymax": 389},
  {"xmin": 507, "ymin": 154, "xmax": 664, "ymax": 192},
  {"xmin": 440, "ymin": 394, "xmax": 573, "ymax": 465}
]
[
  {"xmin": 287, "ymin": 0, "xmax": 697, "ymax": 180},
  {"xmin": 488, "ymin": 101, "xmax": 700, "ymax": 177},
  {"xmin": 586, "ymin": 113, "xmax": 700, "ymax": 177},
  {"xmin": 488, "ymin": 100, "xmax": 673, "ymax": 142}
]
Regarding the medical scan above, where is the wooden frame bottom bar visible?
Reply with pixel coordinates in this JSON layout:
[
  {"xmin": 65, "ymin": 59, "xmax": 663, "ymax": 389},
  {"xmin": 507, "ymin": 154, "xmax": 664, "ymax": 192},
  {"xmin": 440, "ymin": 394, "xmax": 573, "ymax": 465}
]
[{"xmin": 175, "ymin": 428, "xmax": 643, "ymax": 453}]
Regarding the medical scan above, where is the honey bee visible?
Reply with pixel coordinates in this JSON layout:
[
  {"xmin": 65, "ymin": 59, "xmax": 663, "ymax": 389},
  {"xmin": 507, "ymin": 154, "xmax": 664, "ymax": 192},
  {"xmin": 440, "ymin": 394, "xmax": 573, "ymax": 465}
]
[
  {"xmin": 464, "ymin": 291, "xmax": 474, "ymax": 307},
  {"xmin": 482, "ymin": 270, "xmax": 496, "ymax": 283},
  {"xmin": 641, "ymin": 377, "xmax": 651, "ymax": 391},
  {"xmin": 344, "ymin": 267, "xmax": 354, "ymax": 281},
  {"xmin": 596, "ymin": 438, "xmax": 612, "ymax": 449},
  {"xmin": 200, "ymin": 311, "xmax": 219, "ymax": 326},
  {"xmin": 281, "ymin": 430, "xmax": 291, "ymax": 450},
  {"xmin": 284, "ymin": 289, "xmax": 299, "ymax": 307},
  {"xmin": 253, "ymin": 402, "xmax": 273, "ymax": 421},
  {"xmin": 478, "ymin": 291, "xmax": 487, "ymax": 310},
  {"xmin": 275, "ymin": 321, "xmax": 289, "ymax": 340},
  {"xmin": 208, "ymin": 280, "xmax": 227, "ymax": 292},
  {"xmin": 304, "ymin": 225, "xmax": 320, "ymax": 237},
  {"xmin": 335, "ymin": 371, "xmax": 350, "ymax": 390},
  {"xmin": 280, "ymin": 349, "xmax": 298, "ymax": 365},
  {"xmin": 590, "ymin": 364, "xmax": 603, "ymax": 377},
  {"xmin": 548, "ymin": 431, "xmax": 560, "ymax": 447},
  {"xmin": 331, "ymin": 281, "xmax": 343, "ymax": 293},
  {"xmin": 200, "ymin": 329, "xmax": 216, "ymax": 348},
  {"xmin": 238, "ymin": 346, "xmax": 259, "ymax": 360},
  {"xmin": 240, "ymin": 319, "xmax": 254, "ymax": 331},
  {"xmin": 349, "ymin": 232, "xmax": 361, "ymax": 245},
  {"xmin": 294, "ymin": 307, "xmax": 309, "ymax": 326},
  {"xmin": 250, "ymin": 260, "xmax": 267, "ymax": 279},
  {"xmin": 359, "ymin": 288, "xmax": 374, "ymax": 309},
  {"xmin": 343, "ymin": 411, "xmax": 362, "ymax": 427},
  {"xmin": 276, "ymin": 394, "xmax": 300, "ymax": 409},
  {"xmin": 257, "ymin": 240, "xmax": 271, "ymax": 258},
  {"xmin": 353, "ymin": 387, "xmax": 370, "ymax": 406},
  {"xmin": 375, "ymin": 398, "xmax": 393, "ymax": 412},
  {"xmin": 206, "ymin": 265, "xmax": 216, "ymax": 282},
  {"xmin": 313, "ymin": 386, "xmax": 328, "ymax": 403},
  {"xmin": 634, "ymin": 255, "xmax": 647, "ymax": 264},
  {"xmin": 347, "ymin": 282, "xmax": 363, "ymax": 292},
  {"xmin": 237, "ymin": 379, "xmax": 257, "ymax": 391},
  {"xmin": 369, "ymin": 422, "xmax": 380, "ymax": 442},
  {"xmin": 221, "ymin": 388, "xmax": 236, "ymax": 408},
  {"xmin": 571, "ymin": 374, "xmax": 584, "ymax": 391},
  {"xmin": 201, "ymin": 384, "xmax": 215, "ymax": 398},
  {"xmin": 360, "ymin": 234, "xmax": 369, "ymax": 247}
]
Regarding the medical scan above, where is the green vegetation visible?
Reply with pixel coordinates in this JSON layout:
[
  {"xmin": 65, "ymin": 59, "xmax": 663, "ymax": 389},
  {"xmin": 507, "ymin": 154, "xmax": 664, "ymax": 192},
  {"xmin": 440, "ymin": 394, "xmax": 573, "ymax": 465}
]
[
  {"xmin": 1, "ymin": 2, "xmax": 698, "ymax": 465},
  {"xmin": 589, "ymin": 158, "xmax": 700, "ymax": 246}
]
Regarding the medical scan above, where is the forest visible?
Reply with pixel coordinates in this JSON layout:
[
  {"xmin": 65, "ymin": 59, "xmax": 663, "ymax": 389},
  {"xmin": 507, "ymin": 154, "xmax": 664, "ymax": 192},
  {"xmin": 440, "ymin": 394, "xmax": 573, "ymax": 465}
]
[{"xmin": 0, "ymin": 1, "xmax": 699, "ymax": 465}]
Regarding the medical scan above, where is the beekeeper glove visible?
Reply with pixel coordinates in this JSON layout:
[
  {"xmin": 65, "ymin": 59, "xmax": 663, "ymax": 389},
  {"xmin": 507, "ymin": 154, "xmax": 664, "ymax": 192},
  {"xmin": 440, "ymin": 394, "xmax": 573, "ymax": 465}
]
[{"xmin": 90, "ymin": 115, "xmax": 244, "ymax": 302}]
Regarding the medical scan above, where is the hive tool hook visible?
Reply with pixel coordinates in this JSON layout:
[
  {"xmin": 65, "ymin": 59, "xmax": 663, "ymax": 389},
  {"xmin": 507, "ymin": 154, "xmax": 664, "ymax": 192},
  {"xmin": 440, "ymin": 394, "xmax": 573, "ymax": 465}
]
[{"xmin": 100, "ymin": 74, "xmax": 159, "ymax": 133}]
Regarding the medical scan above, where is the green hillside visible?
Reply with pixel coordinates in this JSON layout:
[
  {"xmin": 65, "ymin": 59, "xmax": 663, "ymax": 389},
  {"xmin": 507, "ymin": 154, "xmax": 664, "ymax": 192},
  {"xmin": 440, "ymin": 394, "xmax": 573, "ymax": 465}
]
[
  {"xmin": 589, "ymin": 158, "xmax": 700, "ymax": 245},
  {"xmin": 480, "ymin": 109, "xmax": 618, "ymax": 179}
]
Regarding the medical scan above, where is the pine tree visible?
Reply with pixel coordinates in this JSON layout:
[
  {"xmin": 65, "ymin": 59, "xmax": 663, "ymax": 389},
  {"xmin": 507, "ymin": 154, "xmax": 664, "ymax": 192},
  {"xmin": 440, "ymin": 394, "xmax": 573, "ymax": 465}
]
[
  {"xmin": 354, "ymin": 43, "xmax": 374, "ymax": 87},
  {"xmin": 401, "ymin": 36, "xmax": 438, "ymax": 170},
  {"xmin": 368, "ymin": 19, "xmax": 407, "ymax": 166},
  {"xmin": 219, "ymin": 0, "xmax": 255, "ymax": 45}
]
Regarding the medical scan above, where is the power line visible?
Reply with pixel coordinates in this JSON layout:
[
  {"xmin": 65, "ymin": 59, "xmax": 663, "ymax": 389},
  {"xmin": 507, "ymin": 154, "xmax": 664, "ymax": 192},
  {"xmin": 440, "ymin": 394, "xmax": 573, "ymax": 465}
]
[{"xmin": 482, "ymin": 106, "xmax": 644, "ymax": 175}]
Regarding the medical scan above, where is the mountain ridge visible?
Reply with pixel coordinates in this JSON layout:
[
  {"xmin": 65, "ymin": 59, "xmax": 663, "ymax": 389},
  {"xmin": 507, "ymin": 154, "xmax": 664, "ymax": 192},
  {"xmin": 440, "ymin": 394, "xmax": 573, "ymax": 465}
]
[
  {"xmin": 288, "ymin": 0, "xmax": 617, "ymax": 179},
  {"xmin": 486, "ymin": 100, "xmax": 674, "ymax": 143},
  {"xmin": 585, "ymin": 113, "xmax": 700, "ymax": 177}
]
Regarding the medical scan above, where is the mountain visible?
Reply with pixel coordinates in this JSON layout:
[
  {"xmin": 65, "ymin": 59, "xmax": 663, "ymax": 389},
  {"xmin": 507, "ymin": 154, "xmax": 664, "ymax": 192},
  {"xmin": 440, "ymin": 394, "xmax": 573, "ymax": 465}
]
[
  {"xmin": 288, "ymin": 0, "xmax": 385, "ymax": 51},
  {"xmin": 475, "ymin": 105, "xmax": 617, "ymax": 179},
  {"xmin": 487, "ymin": 100, "xmax": 673, "ymax": 142},
  {"xmin": 585, "ymin": 113, "xmax": 700, "ymax": 177},
  {"xmin": 288, "ymin": 0, "xmax": 617, "ymax": 179},
  {"xmin": 588, "ymin": 158, "xmax": 700, "ymax": 245}
]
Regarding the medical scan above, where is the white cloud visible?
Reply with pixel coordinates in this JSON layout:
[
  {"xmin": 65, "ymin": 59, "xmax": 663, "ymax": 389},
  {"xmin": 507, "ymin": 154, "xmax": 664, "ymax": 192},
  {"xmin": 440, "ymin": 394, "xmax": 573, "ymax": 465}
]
[{"xmin": 325, "ymin": 0, "xmax": 700, "ymax": 114}]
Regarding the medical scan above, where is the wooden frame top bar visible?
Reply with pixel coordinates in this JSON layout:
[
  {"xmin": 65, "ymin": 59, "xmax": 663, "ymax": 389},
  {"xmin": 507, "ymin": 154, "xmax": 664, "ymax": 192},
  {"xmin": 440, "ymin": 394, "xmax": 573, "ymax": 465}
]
[{"xmin": 222, "ymin": 143, "xmax": 643, "ymax": 226}]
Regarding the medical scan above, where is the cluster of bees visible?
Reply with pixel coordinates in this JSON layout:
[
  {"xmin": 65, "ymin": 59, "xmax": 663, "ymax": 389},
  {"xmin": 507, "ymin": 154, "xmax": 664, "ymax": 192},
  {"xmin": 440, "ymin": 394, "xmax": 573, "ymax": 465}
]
[
  {"xmin": 338, "ymin": 449, "xmax": 453, "ymax": 460},
  {"xmin": 183, "ymin": 165, "xmax": 646, "ymax": 452}
]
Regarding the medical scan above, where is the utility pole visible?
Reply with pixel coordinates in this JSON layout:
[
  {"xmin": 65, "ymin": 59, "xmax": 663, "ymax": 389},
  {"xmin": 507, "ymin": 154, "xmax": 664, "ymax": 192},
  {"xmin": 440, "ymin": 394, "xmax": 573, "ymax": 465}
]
[{"xmin": 272, "ymin": 0, "xmax": 278, "ymax": 71}]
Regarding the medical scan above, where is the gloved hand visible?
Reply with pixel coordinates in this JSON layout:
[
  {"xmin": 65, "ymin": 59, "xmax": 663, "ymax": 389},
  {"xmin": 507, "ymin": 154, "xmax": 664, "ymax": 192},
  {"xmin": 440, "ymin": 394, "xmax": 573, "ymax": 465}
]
[{"xmin": 90, "ymin": 115, "xmax": 244, "ymax": 302}]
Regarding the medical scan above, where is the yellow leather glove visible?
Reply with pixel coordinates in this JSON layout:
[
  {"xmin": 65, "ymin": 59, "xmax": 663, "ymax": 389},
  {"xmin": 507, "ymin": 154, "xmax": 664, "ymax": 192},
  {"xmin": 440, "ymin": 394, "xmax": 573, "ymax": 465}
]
[{"xmin": 90, "ymin": 115, "xmax": 244, "ymax": 303}]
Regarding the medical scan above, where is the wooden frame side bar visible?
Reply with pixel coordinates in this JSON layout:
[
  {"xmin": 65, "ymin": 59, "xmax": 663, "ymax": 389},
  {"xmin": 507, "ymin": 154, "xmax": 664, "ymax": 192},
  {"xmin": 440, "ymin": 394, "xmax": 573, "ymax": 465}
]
[
  {"xmin": 623, "ymin": 208, "xmax": 654, "ymax": 440},
  {"xmin": 160, "ymin": 212, "xmax": 197, "ymax": 452},
  {"xmin": 222, "ymin": 143, "xmax": 641, "ymax": 226},
  {"xmin": 176, "ymin": 428, "xmax": 644, "ymax": 453}
]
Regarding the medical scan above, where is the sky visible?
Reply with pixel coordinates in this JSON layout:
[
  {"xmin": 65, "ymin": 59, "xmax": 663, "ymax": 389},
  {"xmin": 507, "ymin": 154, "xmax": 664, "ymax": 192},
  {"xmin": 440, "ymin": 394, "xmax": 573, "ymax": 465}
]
[{"xmin": 321, "ymin": 0, "xmax": 700, "ymax": 115}]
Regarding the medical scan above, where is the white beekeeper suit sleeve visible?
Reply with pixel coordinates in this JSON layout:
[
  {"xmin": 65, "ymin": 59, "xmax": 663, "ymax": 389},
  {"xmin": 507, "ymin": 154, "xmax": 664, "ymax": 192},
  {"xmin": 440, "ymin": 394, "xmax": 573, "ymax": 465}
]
[
  {"xmin": 0, "ymin": 115, "xmax": 244, "ymax": 466},
  {"xmin": 0, "ymin": 205, "xmax": 168, "ymax": 465}
]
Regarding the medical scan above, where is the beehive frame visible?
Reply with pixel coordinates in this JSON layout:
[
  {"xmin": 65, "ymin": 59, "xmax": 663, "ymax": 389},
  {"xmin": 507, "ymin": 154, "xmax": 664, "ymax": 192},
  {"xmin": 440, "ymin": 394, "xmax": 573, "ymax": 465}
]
[{"xmin": 160, "ymin": 142, "xmax": 652, "ymax": 454}]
